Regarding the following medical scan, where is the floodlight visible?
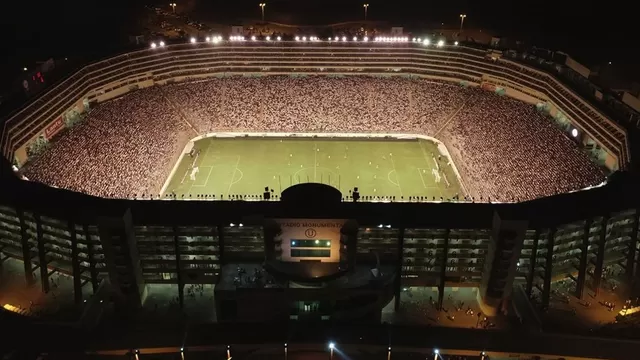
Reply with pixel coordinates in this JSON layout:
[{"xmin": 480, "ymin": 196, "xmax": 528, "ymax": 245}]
[
  {"xmin": 159, "ymin": 41, "xmax": 165, "ymax": 47},
  {"xmin": 190, "ymin": 37, "xmax": 196, "ymax": 43},
  {"xmin": 251, "ymin": 35, "xmax": 256, "ymax": 41},
  {"xmin": 329, "ymin": 342, "xmax": 335, "ymax": 349},
  {"xmin": 363, "ymin": 36, "xmax": 368, "ymax": 41},
  {"xmin": 353, "ymin": 36, "xmax": 357, "ymax": 41},
  {"xmin": 295, "ymin": 36, "xmax": 300, "ymax": 41},
  {"xmin": 150, "ymin": 42, "xmax": 157, "ymax": 48},
  {"xmin": 342, "ymin": 36, "xmax": 347, "ymax": 41},
  {"xmin": 266, "ymin": 36, "xmax": 271, "ymax": 41},
  {"xmin": 277, "ymin": 36, "xmax": 281, "ymax": 41},
  {"xmin": 423, "ymin": 39, "xmax": 430, "ymax": 45},
  {"xmin": 437, "ymin": 40, "xmax": 444, "ymax": 47}
]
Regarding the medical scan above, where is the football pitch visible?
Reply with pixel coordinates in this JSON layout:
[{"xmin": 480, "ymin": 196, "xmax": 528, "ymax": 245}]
[{"xmin": 163, "ymin": 137, "xmax": 465, "ymax": 201}]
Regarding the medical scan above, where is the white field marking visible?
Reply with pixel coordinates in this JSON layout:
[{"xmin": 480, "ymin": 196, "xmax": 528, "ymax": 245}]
[
  {"xmin": 314, "ymin": 141, "xmax": 318, "ymax": 182},
  {"xmin": 388, "ymin": 154, "xmax": 404, "ymax": 197},
  {"xmin": 180, "ymin": 169, "xmax": 189, "ymax": 184},
  {"xmin": 387, "ymin": 170, "xmax": 399, "ymax": 187},
  {"xmin": 226, "ymin": 156, "xmax": 241, "ymax": 197},
  {"xmin": 442, "ymin": 172, "xmax": 451, "ymax": 187},
  {"xmin": 432, "ymin": 157, "xmax": 440, "ymax": 171},
  {"xmin": 232, "ymin": 168, "xmax": 244, "ymax": 186},
  {"xmin": 192, "ymin": 166, "xmax": 213, "ymax": 187},
  {"xmin": 416, "ymin": 168, "xmax": 428, "ymax": 189}
]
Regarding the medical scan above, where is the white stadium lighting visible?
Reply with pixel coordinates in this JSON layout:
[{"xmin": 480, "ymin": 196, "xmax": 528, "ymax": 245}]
[
  {"xmin": 434, "ymin": 349, "xmax": 439, "ymax": 354},
  {"xmin": 295, "ymin": 36, "xmax": 300, "ymax": 41},
  {"xmin": 423, "ymin": 39, "xmax": 430, "ymax": 45},
  {"xmin": 417, "ymin": 37, "xmax": 421, "ymax": 42},
  {"xmin": 454, "ymin": 41, "xmax": 459, "ymax": 45},
  {"xmin": 302, "ymin": 36, "xmax": 307, "ymax": 41},
  {"xmin": 437, "ymin": 39, "xmax": 445, "ymax": 47},
  {"xmin": 572, "ymin": 128, "xmax": 579, "ymax": 137},
  {"xmin": 150, "ymin": 42, "xmax": 157, "ymax": 48},
  {"xmin": 353, "ymin": 36, "xmax": 357, "ymax": 41},
  {"xmin": 363, "ymin": 36, "xmax": 368, "ymax": 41},
  {"xmin": 342, "ymin": 36, "xmax": 347, "ymax": 41},
  {"xmin": 190, "ymin": 37, "xmax": 196, "ymax": 43},
  {"xmin": 206, "ymin": 36, "xmax": 210, "ymax": 41},
  {"xmin": 159, "ymin": 41, "xmax": 165, "ymax": 47},
  {"xmin": 328, "ymin": 342, "xmax": 335, "ymax": 349},
  {"xmin": 328, "ymin": 37, "xmax": 332, "ymax": 41},
  {"xmin": 277, "ymin": 36, "xmax": 282, "ymax": 41},
  {"xmin": 266, "ymin": 36, "xmax": 271, "ymax": 41},
  {"xmin": 251, "ymin": 35, "xmax": 256, "ymax": 41},
  {"xmin": 334, "ymin": 37, "xmax": 339, "ymax": 41}
]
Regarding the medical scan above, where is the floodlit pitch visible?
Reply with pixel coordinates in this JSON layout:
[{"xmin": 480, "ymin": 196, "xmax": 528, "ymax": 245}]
[{"xmin": 164, "ymin": 138, "xmax": 465, "ymax": 200}]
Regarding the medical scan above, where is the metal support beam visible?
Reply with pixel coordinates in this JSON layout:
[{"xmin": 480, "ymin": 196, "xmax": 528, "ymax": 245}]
[
  {"xmin": 576, "ymin": 219, "xmax": 592, "ymax": 299},
  {"xmin": 69, "ymin": 220, "xmax": 83, "ymax": 305},
  {"xmin": 525, "ymin": 229, "xmax": 539, "ymax": 297},
  {"xmin": 17, "ymin": 208, "xmax": 34, "ymax": 285},
  {"xmin": 173, "ymin": 225, "xmax": 184, "ymax": 308},
  {"xmin": 593, "ymin": 216, "xmax": 609, "ymax": 296},
  {"xmin": 83, "ymin": 223, "xmax": 99, "ymax": 293},
  {"xmin": 542, "ymin": 228, "xmax": 555, "ymax": 309},
  {"xmin": 394, "ymin": 227, "xmax": 405, "ymax": 311},
  {"xmin": 34, "ymin": 214, "xmax": 50, "ymax": 293},
  {"xmin": 437, "ymin": 229, "xmax": 450, "ymax": 311}
]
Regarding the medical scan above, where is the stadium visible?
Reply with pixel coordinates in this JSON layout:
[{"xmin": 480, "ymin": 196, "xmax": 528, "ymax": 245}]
[{"xmin": 0, "ymin": 36, "xmax": 639, "ymax": 359}]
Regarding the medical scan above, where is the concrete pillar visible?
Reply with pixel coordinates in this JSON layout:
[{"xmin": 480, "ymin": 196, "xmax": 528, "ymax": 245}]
[
  {"xmin": 69, "ymin": 220, "xmax": 83, "ymax": 305},
  {"xmin": 394, "ymin": 227, "xmax": 405, "ymax": 311},
  {"xmin": 478, "ymin": 212, "xmax": 527, "ymax": 316},
  {"xmin": 437, "ymin": 229, "xmax": 449, "ymax": 311},
  {"xmin": 217, "ymin": 225, "xmax": 226, "ymax": 266},
  {"xmin": 83, "ymin": 223, "xmax": 99, "ymax": 293},
  {"xmin": 173, "ymin": 225, "xmax": 184, "ymax": 308},
  {"xmin": 525, "ymin": 229, "xmax": 539, "ymax": 297},
  {"xmin": 593, "ymin": 216, "xmax": 609, "ymax": 296},
  {"xmin": 17, "ymin": 208, "xmax": 34, "ymax": 286},
  {"xmin": 541, "ymin": 228, "xmax": 555, "ymax": 309},
  {"xmin": 626, "ymin": 213, "xmax": 638, "ymax": 282},
  {"xmin": 576, "ymin": 219, "xmax": 592, "ymax": 299},
  {"xmin": 34, "ymin": 214, "xmax": 50, "ymax": 294}
]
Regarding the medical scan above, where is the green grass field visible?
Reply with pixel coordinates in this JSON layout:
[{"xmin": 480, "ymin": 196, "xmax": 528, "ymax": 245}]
[{"xmin": 163, "ymin": 138, "xmax": 465, "ymax": 201}]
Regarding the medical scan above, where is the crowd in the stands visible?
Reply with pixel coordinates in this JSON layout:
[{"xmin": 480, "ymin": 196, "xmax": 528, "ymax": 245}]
[{"xmin": 22, "ymin": 76, "xmax": 606, "ymax": 201}]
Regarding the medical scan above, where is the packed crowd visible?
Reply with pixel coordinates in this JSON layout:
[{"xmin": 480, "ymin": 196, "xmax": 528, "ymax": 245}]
[
  {"xmin": 22, "ymin": 76, "xmax": 606, "ymax": 201},
  {"xmin": 23, "ymin": 88, "xmax": 191, "ymax": 197},
  {"xmin": 442, "ymin": 91, "xmax": 606, "ymax": 201}
]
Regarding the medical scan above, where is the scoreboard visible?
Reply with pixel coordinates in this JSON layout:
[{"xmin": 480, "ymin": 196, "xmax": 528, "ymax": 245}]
[
  {"xmin": 22, "ymin": 71, "xmax": 46, "ymax": 96},
  {"xmin": 20, "ymin": 58, "xmax": 55, "ymax": 97}
]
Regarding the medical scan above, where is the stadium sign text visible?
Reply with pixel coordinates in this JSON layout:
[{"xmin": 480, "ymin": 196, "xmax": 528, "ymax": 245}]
[{"xmin": 44, "ymin": 116, "xmax": 65, "ymax": 140}]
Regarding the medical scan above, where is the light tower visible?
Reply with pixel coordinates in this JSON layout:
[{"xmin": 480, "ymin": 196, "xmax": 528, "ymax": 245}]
[
  {"xmin": 170, "ymin": 2, "xmax": 176, "ymax": 13},
  {"xmin": 459, "ymin": 14, "xmax": 467, "ymax": 33},
  {"xmin": 259, "ymin": 3, "xmax": 266, "ymax": 22},
  {"xmin": 363, "ymin": 4, "xmax": 369, "ymax": 20}
]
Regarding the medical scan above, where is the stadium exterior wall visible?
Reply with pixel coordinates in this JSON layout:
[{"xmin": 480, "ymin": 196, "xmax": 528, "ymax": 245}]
[
  {"xmin": 0, "ymin": 43, "xmax": 629, "ymax": 170},
  {"xmin": 159, "ymin": 132, "xmax": 470, "ymax": 197}
]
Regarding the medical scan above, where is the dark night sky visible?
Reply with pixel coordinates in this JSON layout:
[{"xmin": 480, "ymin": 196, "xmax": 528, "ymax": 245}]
[{"xmin": 0, "ymin": 0, "xmax": 634, "ymax": 86}]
